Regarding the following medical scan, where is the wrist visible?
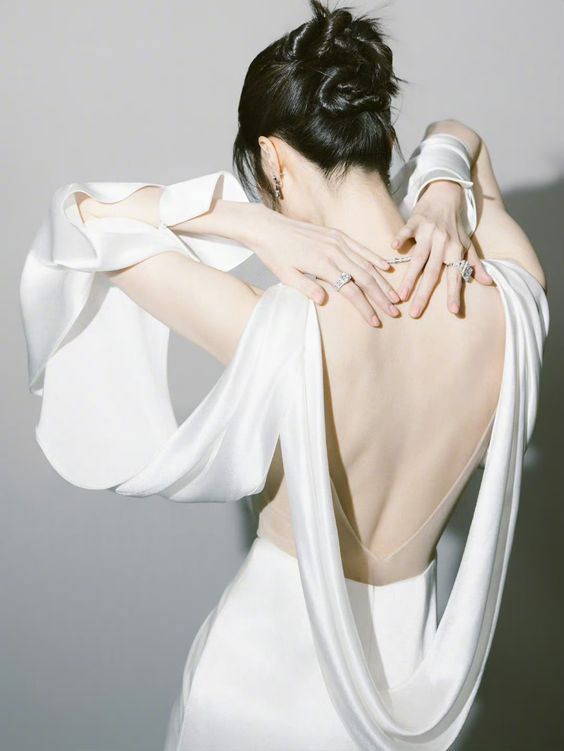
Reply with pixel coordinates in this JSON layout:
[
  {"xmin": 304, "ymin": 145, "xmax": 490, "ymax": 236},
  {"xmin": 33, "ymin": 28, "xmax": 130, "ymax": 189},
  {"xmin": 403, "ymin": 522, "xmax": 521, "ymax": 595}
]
[
  {"xmin": 419, "ymin": 179, "xmax": 464, "ymax": 201},
  {"xmin": 212, "ymin": 199, "xmax": 268, "ymax": 247},
  {"xmin": 230, "ymin": 200, "xmax": 269, "ymax": 246}
]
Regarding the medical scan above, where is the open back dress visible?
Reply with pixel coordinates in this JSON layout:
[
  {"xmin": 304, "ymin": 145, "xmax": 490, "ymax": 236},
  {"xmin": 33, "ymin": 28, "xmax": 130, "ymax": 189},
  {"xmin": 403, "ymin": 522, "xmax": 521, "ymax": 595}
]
[{"xmin": 20, "ymin": 137, "xmax": 550, "ymax": 750}]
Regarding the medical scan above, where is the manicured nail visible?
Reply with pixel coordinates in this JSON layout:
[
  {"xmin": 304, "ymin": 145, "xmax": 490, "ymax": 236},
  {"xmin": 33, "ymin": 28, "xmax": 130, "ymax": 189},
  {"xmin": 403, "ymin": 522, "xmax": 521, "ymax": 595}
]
[
  {"xmin": 388, "ymin": 289, "xmax": 401, "ymax": 303},
  {"xmin": 388, "ymin": 303, "xmax": 400, "ymax": 316},
  {"xmin": 371, "ymin": 315, "xmax": 381, "ymax": 327},
  {"xmin": 400, "ymin": 286, "xmax": 409, "ymax": 300},
  {"xmin": 410, "ymin": 305, "xmax": 420, "ymax": 317},
  {"xmin": 450, "ymin": 302, "xmax": 459, "ymax": 314}
]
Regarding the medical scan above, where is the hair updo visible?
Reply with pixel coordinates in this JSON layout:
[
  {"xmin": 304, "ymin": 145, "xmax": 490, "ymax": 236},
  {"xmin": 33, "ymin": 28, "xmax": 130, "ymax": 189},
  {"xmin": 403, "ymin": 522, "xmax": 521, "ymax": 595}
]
[{"xmin": 233, "ymin": 0, "xmax": 403, "ymax": 203}]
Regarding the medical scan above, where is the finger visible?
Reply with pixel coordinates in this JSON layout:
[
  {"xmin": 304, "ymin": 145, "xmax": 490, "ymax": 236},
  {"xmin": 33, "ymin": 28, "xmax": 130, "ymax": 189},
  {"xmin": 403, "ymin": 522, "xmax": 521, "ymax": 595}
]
[
  {"xmin": 316, "ymin": 259, "xmax": 384, "ymax": 326},
  {"xmin": 283, "ymin": 269, "xmax": 327, "ymax": 304},
  {"xmin": 409, "ymin": 236, "xmax": 446, "ymax": 317},
  {"xmin": 397, "ymin": 225, "xmax": 434, "ymax": 300},
  {"xmin": 335, "ymin": 257, "xmax": 401, "ymax": 318},
  {"xmin": 446, "ymin": 263, "xmax": 463, "ymax": 314},
  {"xmin": 338, "ymin": 244, "xmax": 401, "ymax": 303},
  {"xmin": 391, "ymin": 221, "xmax": 417, "ymax": 250},
  {"xmin": 467, "ymin": 243, "xmax": 494, "ymax": 285},
  {"xmin": 337, "ymin": 279, "xmax": 383, "ymax": 327},
  {"xmin": 338, "ymin": 232, "xmax": 392, "ymax": 271}
]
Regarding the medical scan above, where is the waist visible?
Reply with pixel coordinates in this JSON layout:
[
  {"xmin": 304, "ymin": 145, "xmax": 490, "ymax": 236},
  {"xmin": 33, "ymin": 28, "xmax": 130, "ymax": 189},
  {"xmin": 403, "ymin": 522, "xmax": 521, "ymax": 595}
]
[{"xmin": 256, "ymin": 502, "xmax": 439, "ymax": 587}]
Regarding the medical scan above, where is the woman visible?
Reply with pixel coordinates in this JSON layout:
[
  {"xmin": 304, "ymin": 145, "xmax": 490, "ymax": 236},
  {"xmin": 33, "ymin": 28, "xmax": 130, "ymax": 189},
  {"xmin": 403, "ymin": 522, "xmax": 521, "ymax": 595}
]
[{"xmin": 20, "ymin": 2, "xmax": 549, "ymax": 749}]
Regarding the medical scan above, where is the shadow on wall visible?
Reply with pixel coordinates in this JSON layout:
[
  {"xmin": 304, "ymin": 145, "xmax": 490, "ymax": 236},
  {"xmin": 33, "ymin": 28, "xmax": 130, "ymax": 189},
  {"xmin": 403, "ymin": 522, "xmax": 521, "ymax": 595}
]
[
  {"xmin": 460, "ymin": 177, "xmax": 564, "ymax": 751},
  {"xmin": 236, "ymin": 177, "xmax": 564, "ymax": 751}
]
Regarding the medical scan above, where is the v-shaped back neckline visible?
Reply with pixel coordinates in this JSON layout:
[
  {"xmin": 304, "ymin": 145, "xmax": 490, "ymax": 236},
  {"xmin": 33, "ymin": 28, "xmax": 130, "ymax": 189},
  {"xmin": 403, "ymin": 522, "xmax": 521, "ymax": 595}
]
[{"xmin": 328, "ymin": 406, "xmax": 496, "ymax": 565}]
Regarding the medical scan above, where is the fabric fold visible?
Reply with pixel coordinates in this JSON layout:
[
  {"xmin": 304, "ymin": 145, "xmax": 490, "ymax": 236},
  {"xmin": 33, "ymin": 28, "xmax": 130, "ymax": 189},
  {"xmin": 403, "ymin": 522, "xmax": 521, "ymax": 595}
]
[
  {"xmin": 279, "ymin": 258, "xmax": 549, "ymax": 749},
  {"xmin": 20, "ymin": 172, "xmax": 254, "ymax": 489},
  {"xmin": 20, "ymin": 158, "xmax": 548, "ymax": 751}
]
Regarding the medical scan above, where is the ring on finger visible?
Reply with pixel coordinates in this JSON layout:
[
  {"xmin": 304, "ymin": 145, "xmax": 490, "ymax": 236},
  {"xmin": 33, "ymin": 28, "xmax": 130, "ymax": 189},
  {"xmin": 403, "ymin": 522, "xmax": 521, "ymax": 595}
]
[
  {"xmin": 333, "ymin": 270, "xmax": 353, "ymax": 290},
  {"xmin": 446, "ymin": 258, "xmax": 474, "ymax": 282}
]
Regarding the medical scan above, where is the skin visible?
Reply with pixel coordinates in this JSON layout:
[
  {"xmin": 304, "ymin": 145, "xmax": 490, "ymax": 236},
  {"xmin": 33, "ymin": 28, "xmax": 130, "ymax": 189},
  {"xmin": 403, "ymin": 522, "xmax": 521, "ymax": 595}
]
[
  {"xmin": 76, "ymin": 119, "xmax": 496, "ymax": 329},
  {"xmin": 254, "ymin": 126, "xmax": 547, "ymax": 583},
  {"xmin": 76, "ymin": 121, "xmax": 547, "ymax": 583}
]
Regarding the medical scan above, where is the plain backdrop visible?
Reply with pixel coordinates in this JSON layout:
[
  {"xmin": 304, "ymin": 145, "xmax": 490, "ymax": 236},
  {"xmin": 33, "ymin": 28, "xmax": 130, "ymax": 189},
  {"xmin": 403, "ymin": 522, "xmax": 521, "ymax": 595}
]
[{"xmin": 2, "ymin": 1, "xmax": 563, "ymax": 749}]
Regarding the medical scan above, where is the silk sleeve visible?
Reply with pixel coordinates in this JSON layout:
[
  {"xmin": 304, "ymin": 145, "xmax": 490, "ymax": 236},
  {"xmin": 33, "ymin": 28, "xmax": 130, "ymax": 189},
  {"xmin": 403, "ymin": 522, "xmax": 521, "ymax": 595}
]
[{"xmin": 19, "ymin": 171, "xmax": 264, "ymax": 492}]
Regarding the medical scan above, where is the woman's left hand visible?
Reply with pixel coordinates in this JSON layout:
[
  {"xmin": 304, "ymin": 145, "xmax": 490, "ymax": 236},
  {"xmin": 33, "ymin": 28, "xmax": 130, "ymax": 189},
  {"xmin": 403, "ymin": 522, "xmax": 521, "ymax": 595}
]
[{"xmin": 390, "ymin": 180, "xmax": 494, "ymax": 317}]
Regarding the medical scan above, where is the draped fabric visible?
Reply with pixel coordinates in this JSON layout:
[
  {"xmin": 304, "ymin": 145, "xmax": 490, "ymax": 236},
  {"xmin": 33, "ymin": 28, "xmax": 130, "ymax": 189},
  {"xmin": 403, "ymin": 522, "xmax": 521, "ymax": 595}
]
[
  {"xmin": 20, "ymin": 171, "xmax": 254, "ymax": 490},
  {"xmin": 19, "ymin": 136, "xmax": 548, "ymax": 750},
  {"xmin": 279, "ymin": 258, "xmax": 549, "ymax": 749}
]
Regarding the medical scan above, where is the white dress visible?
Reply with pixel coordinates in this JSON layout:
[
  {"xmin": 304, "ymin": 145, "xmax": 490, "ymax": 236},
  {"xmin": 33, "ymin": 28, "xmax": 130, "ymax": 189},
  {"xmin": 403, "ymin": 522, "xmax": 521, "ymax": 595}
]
[{"xmin": 19, "ymin": 136, "xmax": 550, "ymax": 750}]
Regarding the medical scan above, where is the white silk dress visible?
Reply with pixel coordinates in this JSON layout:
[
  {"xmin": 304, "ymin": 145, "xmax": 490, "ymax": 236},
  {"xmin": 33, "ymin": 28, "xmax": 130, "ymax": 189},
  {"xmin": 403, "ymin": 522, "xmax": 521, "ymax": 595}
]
[{"xmin": 20, "ymin": 136, "xmax": 550, "ymax": 750}]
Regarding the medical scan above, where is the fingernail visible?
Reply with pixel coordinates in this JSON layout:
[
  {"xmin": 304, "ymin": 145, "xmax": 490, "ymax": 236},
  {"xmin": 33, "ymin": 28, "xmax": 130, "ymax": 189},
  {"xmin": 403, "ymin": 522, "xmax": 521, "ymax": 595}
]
[
  {"xmin": 388, "ymin": 303, "xmax": 400, "ymax": 316},
  {"xmin": 450, "ymin": 302, "xmax": 459, "ymax": 314},
  {"xmin": 400, "ymin": 286, "xmax": 409, "ymax": 300},
  {"xmin": 410, "ymin": 305, "xmax": 420, "ymax": 317},
  {"xmin": 314, "ymin": 291, "xmax": 324, "ymax": 304},
  {"xmin": 388, "ymin": 289, "xmax": 401, "ymax": 303},
  {"xmin": 392, "ymin": 239, "xmax": 399, "ymax": 249},
  {"xmin": 371, "ymin": 315, "xmax": 381, "ymax": 327}
]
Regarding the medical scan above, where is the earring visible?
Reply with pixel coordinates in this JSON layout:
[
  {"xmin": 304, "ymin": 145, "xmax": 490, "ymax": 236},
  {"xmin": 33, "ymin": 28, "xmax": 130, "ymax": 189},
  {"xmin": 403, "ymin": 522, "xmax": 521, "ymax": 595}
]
[{"xmin": 273, "ymin": 173, "xmax": 283, "ymax": 200}]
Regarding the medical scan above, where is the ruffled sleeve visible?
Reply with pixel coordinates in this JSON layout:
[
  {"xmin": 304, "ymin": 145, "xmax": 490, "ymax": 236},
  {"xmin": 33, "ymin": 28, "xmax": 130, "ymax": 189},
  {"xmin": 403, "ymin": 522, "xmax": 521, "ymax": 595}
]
[{"xmin": 20, "ymin": 171, "xmax": 257, "ymax": 491}]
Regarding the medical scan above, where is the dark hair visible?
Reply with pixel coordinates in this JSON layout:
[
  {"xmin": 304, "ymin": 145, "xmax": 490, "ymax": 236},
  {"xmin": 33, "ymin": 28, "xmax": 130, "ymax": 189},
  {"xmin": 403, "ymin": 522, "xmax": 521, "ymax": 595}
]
[{"xmin": 233, "ymin": 0, "xmax": 403, "ymax": 204}]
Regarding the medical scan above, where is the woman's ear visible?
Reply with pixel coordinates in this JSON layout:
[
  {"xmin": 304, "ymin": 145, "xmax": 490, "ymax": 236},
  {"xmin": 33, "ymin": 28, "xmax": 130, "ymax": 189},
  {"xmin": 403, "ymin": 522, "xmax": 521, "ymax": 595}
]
[{"xmin": 258, "ymin": 136, "xmax": 282, "ymax": 176}]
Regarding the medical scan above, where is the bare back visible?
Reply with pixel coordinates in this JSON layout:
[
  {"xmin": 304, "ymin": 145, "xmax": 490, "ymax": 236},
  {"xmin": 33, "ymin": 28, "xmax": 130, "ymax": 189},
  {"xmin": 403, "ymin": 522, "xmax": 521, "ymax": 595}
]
[
  {"xmin": 255, "ymin": 141, "xmax": 545, "ymax": 585},
  {"xmin": 256, "ymin": 259, "xmax": 506, "ymax": 584}
]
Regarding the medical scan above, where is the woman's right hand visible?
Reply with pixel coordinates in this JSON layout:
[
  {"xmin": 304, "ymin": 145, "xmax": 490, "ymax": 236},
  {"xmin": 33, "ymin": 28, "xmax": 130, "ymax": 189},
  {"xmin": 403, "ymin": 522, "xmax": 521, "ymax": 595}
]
[{"xmin": 244, "ymin": 203, "xmax": 401, "ymax": 327}]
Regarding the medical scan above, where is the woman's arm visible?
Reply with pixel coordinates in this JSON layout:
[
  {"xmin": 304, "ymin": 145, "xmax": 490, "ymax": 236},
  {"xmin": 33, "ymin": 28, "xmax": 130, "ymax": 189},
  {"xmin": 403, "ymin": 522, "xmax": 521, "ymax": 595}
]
[
  {"xmin": 77, "ymin": 185, "xmax": 401, "ymax": 328},
  {"xmin": 105, "ymin": 252, "xmax": 260, "ymax": 366},
  {"xmin": 420, "ymin": 118, "xmax": 546, "ymax": 290},
  {"xmin": 389, "ymin": 119, "xmax": 495, "ymax": 316},
  {"xmin": 469, "ymin": 140, "xmax": 547, "ymax": 291},
  {"xmin": 422, "ymin": 119, "xmax": 481, "ymax": 164}
]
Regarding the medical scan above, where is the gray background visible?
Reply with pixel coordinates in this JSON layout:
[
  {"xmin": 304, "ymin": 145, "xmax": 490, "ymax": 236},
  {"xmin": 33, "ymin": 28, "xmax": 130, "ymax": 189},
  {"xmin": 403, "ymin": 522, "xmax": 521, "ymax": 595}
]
[{"xmin": 2, "ymin": 1, "xmax": 563, "ymax": 749}]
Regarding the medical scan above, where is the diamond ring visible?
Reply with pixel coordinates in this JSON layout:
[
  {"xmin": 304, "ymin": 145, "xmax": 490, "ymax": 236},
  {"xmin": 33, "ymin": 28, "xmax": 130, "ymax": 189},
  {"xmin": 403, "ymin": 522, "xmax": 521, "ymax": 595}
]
[
  {"xmin": 447, "ymin": 259, "xmax": 474, "ymax": 282},
  {"xmin": 333, "ymin": 271, "xmax": 353, "ymax": 291}
]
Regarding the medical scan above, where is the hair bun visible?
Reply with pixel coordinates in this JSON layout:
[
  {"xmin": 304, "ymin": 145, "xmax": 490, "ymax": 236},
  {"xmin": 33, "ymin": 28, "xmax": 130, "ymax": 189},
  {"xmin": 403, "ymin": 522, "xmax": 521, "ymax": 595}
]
[{"xmin": 283, "ymin": 1, "xmax": 399, "ymax": 118}]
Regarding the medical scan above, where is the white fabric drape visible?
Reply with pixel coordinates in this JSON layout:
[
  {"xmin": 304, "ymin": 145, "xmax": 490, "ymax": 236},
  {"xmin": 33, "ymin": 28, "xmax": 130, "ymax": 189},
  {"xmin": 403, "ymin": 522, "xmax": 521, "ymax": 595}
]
[
  {"xmin": 19, "ymin": 138, "xmax": 547, "ymax": 750},
  {"xmin": 279, "ymin": 258, "xmax": 549, "ymax": 749}
]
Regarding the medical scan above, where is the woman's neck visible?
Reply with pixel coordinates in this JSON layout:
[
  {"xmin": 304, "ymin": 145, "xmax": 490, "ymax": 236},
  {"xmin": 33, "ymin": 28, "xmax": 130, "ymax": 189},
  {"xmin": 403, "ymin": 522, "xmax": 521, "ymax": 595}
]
[{"xmin": 280, "ymin": 165, "xmax": 405, "ymax": 258}]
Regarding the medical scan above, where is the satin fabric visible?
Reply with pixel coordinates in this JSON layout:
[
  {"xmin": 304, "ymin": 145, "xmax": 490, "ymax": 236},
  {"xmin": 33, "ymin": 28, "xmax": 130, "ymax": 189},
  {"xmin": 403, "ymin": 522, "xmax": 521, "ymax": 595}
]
[
  {"xmin": 277, "ymin": 259, "xmax": 549, "ymax": 749},
  {"xmin": 19, "ymin": 135, "xmax": 545, "ymax": 750},
  {"xmin": 163, "ymin": 535, "xmax": 439, "ymax": 751},
  {"xmin": 159, "ymin": 260, "xmax": 548, "ymax": 751}
]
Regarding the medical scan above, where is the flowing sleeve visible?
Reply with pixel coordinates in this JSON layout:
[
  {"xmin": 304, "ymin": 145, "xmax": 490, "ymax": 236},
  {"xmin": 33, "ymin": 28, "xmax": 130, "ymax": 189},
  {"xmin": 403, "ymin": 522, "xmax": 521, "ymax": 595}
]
[
  {"xmin": 19, "ymin": 170, "xmax": 293, "ymax": 497},
  {"xmin": 390, "ymin": 133, "xmax": 477, "ymax": 237},
  {"xmin": 279, "ymin": 259, "xmax": 549, "ymax": 749}
]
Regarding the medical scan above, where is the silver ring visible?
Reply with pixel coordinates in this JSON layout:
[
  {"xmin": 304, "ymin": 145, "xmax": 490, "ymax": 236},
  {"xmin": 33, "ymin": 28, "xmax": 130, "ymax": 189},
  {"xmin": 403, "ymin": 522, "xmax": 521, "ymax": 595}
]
[
  {"xmin": 446, "ymin": 259, "xmax": 474, "ymax": 282},
  {"xmin": 333, "ymin": 271, "xmax": 353, "ymax": 290}
]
